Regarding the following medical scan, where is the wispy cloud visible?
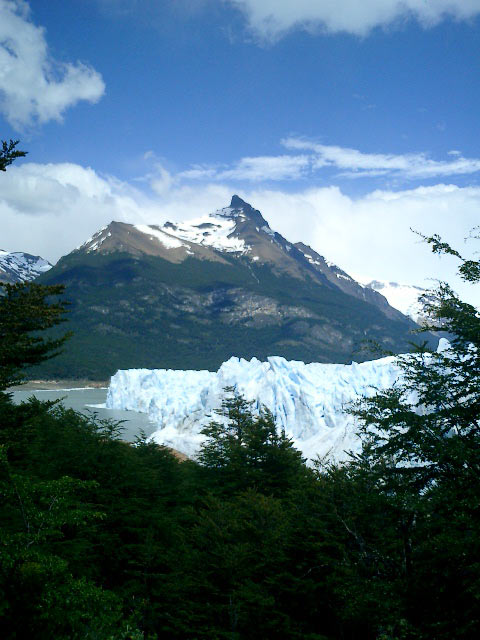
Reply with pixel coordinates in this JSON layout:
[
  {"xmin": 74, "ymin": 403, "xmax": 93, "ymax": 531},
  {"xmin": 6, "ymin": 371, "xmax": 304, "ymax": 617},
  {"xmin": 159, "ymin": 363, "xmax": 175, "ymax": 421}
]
[
  {"xmin": 227, "ymin": 0, "xmax": 480, "ymax": 41},
  {"xmin": 219, "ymin": 154, "xmax": 311, "ymax": 181},
  {"xmin": 180, "ymin": 155, "xmax": 311, "ymax": 182},
  {"xmin": 175, "ymin": 138, "xmax": 480, "ymax": 183},
  {"xmin": 282, "ymin": 137, "xmax": 480, "ymax": 180},
  {"xmin": 0, "ymin": 0, "xmax": 105, "ymax": 130}
]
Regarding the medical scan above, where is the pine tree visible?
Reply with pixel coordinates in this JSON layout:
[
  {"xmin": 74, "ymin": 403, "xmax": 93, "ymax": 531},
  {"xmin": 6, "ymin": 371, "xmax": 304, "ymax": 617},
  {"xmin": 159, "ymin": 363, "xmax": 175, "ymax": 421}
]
[
  {"xmin": 198, "ymin": 387, "xmax": 307, "ymax": 496},
  {"xmin": 0, "ymin": 282, "xmax": 71, "ymax": 389}
]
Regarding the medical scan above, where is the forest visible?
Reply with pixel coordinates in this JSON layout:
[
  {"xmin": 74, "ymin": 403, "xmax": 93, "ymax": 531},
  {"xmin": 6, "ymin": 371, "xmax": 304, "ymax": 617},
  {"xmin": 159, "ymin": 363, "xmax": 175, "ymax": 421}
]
[{"xmin": 1, "ymin": 229, "xmax": 479, "ymax": 639}]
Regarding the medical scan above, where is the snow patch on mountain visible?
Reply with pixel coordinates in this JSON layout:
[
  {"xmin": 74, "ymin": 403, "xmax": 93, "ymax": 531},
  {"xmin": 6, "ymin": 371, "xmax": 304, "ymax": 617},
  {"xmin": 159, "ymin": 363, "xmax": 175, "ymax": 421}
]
[
  {"xmin": 303, "ymin": 253, "xmax": 323, "ymax": 267},
  {"xmin": 362, "ymin": 280, "xmax": 426, "ymax": 320},
  {"xmin": 162, "ymin": 208, "xmax": 247, "ymax": 253},
  {"xmin": 0, "ymin": 250, "xmax": 52, "ymax": 283},
  {"xmin": 107, "ymin": 354, "xmax": 404, "ymax": 461},
  {"xmin": 77, "ymin": 226, "xmax": 108, "ymax": 252},
  {"xmin": 134, "ymin": 225, "xmax": 187, "ymax": 250},
  {"xmin": 261, "ymin": 225, "xmax": 275, "ymax": 237}
]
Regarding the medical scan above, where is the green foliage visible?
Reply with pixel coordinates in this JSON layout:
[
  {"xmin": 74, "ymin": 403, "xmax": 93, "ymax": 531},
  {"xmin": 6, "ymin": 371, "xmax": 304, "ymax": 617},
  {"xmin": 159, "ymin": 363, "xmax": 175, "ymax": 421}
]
[
  {"xmin": 0, "ymin": 139, "xmax": 27, "ymax": 171},
  {"xmin": 0, "ymin": 393, "xmax": 181, "ymax": 638},
  {"xmin": 417, "ymin": 229, "xmax": 480, "ymax": 283},
  {"xmin": 340, "ymin": 233, "xmax": 480, "ymax": 638},
  {"xmin": 199, "ymin": 388, "xmax": 308, "ymax": 496},
  {"xmin": 0, "ymin": 282, "xmax": 71, "ymax": 389}
]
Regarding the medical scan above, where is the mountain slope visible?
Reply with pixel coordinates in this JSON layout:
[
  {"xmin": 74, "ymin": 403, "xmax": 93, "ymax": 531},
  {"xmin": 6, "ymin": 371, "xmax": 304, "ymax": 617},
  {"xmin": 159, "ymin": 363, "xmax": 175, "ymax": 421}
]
[
  {"xmin": 0, "ymin": 250, "xmax": 52, "ymax": 284},
  {"xmin": 36, "ymin": 196, "xmax": 427, "ymax": 379}
]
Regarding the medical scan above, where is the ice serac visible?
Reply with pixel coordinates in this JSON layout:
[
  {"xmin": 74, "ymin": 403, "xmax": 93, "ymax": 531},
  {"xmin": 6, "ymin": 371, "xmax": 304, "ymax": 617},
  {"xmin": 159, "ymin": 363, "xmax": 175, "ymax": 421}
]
[{"xmin": 106, "ymin": 354, "xmax": 402, "ymax": 461}]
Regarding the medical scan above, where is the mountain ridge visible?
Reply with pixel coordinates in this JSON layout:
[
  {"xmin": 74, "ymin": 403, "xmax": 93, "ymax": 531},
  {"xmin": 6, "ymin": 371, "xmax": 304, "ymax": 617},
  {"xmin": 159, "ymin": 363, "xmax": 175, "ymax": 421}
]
[
  {"xmin": 36, "ymin": 196, "xmax": 428, "ymax": 379},
  {"xmin": 72, "ymin": 195, "xmax": 404, "ymax": 321}
]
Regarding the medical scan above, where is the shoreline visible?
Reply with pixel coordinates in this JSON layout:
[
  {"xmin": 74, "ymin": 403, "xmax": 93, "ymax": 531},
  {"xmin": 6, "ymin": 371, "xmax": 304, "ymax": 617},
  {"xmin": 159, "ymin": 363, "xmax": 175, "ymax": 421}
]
[{"xmin": 8, "ymin": 379, "xmax": 110, "ymax": 391}]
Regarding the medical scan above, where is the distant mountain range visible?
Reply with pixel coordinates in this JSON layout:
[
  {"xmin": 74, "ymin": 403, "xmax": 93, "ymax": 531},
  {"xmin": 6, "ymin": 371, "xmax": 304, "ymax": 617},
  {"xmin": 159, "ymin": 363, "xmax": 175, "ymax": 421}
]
[
  {"xmin": 30, "ymin": 196, "xmax": 430, "ymax": 379},
  {"xmin": 0, "ymin": 250, "xmax": 51, "ymax": 284}
]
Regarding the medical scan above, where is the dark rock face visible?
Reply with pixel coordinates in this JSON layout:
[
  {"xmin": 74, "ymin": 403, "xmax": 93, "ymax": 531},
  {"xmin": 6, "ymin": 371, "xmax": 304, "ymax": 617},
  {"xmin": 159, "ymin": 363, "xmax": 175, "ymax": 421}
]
[
  {"xmin": 36, "ymin": 197, "xmax": 428, "ymax": 379},
  {"xmin": 230, "ymin": 194, "xmax": 248, "ymax": 208}
]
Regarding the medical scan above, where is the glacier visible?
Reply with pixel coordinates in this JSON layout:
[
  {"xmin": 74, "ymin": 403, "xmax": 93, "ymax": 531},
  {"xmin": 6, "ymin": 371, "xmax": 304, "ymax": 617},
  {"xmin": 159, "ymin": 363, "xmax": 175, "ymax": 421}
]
[{"xmin": 106, "ymin": 353, "xmax": 407, "ymax": 461}]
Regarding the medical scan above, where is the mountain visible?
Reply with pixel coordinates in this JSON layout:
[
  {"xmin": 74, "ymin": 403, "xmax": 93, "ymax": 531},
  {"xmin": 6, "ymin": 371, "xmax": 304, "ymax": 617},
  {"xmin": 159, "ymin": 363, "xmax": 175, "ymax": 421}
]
[
  {"xmin": 37, "ymin": 196, "xmax": 428, "ymax": 379},
  {"xmin": 0, "ymin": 250, "xmax": 52, "ymax": 284},
  {"xmin": 361, "ymin": 279, "xmax": 435, "ymax": 324}
]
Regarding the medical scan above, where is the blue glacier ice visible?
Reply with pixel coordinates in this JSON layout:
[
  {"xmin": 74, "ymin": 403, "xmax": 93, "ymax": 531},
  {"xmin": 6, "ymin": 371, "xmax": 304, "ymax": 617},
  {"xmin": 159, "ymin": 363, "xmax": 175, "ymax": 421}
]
[{"xmin": 106, "ymin": 350, "xmax": 420, "ymax": 461}]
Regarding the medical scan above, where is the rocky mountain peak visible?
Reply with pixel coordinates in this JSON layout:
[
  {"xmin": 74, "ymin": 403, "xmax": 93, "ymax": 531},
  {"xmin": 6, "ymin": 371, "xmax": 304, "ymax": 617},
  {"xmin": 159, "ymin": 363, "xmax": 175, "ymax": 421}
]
[
  {"xmin": 226, "ymin": 195, "xmax": 270, "ymax": 228},
  {"xmin": 67, "ymin": 198, "xmax": 423, "ymax": 327},
  {"xmin": 230, "ymin": 194, "xmax": 248, "ymax": 209}
]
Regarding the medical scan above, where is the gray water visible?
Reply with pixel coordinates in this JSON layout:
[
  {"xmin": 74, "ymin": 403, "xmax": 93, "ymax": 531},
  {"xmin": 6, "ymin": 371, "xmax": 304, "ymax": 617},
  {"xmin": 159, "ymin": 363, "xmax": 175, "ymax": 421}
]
[{"xmin": 10, "ymin": 388, "xmax": 157, "ymax": 442}]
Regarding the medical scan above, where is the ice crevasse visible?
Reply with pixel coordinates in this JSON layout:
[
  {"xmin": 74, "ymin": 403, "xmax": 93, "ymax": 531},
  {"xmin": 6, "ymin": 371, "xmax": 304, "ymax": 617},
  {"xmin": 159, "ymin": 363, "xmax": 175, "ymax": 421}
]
[{"xmin": 105, "ymin": 343, "xmax": 444, "ymax": 461}]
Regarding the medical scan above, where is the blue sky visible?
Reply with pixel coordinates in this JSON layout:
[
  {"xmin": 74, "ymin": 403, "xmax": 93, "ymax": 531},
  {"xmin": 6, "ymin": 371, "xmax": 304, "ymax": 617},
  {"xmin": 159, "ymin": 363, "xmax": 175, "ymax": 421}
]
[{"xmin": 2, "ymin": 0, "xmax": 480, "ymax": 304}]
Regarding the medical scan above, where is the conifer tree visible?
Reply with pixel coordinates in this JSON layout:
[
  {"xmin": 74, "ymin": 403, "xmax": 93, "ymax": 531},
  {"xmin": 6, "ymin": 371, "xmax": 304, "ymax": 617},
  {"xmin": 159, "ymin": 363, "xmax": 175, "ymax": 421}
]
[
  {"xmin": 0, "ymin": 282, "xmax": 71, "ymax": 389},
  {"xmin": 198, "ymin": 387, "xmax": 307, "ymax": 496}
]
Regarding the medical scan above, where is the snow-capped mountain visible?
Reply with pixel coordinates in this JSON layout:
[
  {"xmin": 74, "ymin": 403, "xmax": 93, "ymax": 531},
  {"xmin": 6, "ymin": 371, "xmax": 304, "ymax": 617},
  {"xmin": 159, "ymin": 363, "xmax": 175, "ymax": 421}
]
[
  {"xmin": 74, "ymin": 195, "xmax": 404, "ymax": 321},
  {"xmin": 0, "ymin": 250, "xmax": 52, "ymax": 284},
  {"xmin": 361, "ymin": 280, "xmax": 430, "ymax": 323},
  {"xmin": 76, "ymin": 195, "xmax": 269, "ymax": 261},
  {"xmin": 106, "ymin": 351, "xmax": 403, "ymax": 461},
  {"xmin": 37, "ymin": 196, "xmax": 427, "ymax": 379}
]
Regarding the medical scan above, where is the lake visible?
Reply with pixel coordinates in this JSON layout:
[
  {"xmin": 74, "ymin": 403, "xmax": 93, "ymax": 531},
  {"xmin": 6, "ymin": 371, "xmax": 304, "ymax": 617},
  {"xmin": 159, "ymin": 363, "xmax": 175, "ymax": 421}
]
[{"xmin": 10, "ymin": 387, "xmax": 158, "ymax": 443}]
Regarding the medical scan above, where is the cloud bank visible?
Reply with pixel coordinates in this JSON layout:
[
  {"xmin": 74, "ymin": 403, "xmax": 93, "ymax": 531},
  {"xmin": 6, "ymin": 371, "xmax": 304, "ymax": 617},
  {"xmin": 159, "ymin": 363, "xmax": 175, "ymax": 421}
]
[
  {"xmin": 228, "ymin": 0, "xmax": 480, "ymax": 40},
  {"xmin": 0, "ymin": 0, "xmax": 105, "ymax": 129}
]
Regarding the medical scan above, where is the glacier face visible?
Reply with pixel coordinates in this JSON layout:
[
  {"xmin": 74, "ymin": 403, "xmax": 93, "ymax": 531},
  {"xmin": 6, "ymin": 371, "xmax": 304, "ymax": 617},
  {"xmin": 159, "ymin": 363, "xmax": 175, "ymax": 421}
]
[{"xmin": 106, "ymin": 354, "xmax": 402, "ymax": 461}]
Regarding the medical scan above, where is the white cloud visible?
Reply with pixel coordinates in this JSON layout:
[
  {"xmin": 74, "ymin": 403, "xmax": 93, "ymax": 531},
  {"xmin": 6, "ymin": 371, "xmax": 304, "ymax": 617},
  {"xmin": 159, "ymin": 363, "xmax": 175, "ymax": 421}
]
[
  {"xmin": 218, "ymin": 154, "xmax": 310, "ymax": 180},
  {"xmin": 1, "ymin": 162, "xmax": 147, "ymax": 260},
  {"xmin": 180, "ymin": 155, "xmax": 311, "ymax": 182},
  {"xmin": 0, "ymin": 0, "xmax": 105, "ymax": 129},
  {"xmin": 177, "ymin": 140, "xmax": 480, "ymax": 183},
  {"xmin": 282, "ymin": 137, "xmax": 480, "ymax": 179},
  {"xmin": 2, "ymin": 159, "xmax": 480, "ymax": 307},
  {"xmin": 228, "ymin": 0, "xmax": 480, "ymax": 40},
  {"xmin": 179, "ymin": 165, "xmax": 219, "ymax": 180}
]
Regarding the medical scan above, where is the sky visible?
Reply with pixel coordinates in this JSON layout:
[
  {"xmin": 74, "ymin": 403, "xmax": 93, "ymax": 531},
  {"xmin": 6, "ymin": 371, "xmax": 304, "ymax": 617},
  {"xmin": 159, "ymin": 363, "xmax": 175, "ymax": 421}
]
[{"xmin": 1, "ymin": 0, "xmax": 480, "ymax": 305}]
